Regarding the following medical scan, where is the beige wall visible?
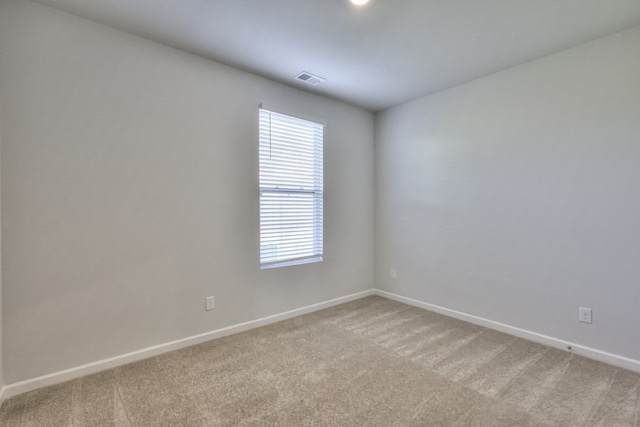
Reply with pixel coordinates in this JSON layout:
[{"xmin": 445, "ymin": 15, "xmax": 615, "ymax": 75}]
[
  {"xmin": 0, "ymin": 0, "xmax": 374, "ymax": 383},
  {"xmin": 376, "ymin": 26, "xmax": 640, "ymax": 361}
]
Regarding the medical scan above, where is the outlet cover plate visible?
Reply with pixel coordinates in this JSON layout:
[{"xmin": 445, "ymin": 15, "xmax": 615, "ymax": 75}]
[
  {"xmin": 206, "ymin": 296, "xmax": 215, "ymax": 311},
  {"xmin": 579, "ymin": 307, "xmax": 592, "ymax": 324}
]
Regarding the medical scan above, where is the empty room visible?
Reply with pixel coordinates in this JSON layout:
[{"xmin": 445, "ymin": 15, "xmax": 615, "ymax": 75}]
[{"xmin": 1, "ymin": 0, "xmax": 639, "ymax": 425}]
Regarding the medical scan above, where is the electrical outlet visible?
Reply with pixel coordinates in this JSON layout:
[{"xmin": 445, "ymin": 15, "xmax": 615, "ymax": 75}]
[
  {"xmin": 578, "ymin": 307, "xmax": 592, "ymax": 324},
  {"xmin": 206, "ymin": 296, "xmax": 215, "ymax": 311},
  {"xmin": 390, "ymin": 268, "xmax": 397, "ymax": 279}
]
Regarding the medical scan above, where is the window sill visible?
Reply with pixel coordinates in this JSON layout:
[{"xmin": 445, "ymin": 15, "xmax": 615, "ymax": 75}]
[{"xmin": 260, "ymin": 256, "xmax": 323, "ymax": 270}]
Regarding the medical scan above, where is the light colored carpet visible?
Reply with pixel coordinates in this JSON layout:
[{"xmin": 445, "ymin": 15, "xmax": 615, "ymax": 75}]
[{"xmin": 1, "ymin": 295, "xmax": 639, "ymax": 426}]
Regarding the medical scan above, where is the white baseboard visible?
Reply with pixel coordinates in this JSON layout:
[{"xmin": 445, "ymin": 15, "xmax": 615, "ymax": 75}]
[
  {"xmin": 6, "ymin": 287, "xmax": 639, "ymax": 402},
  {"xmin": 0, "ymin": 386, "xmax": 6, "ymax": 408},
  {"xmin": 375, "ymin": 289, "xmax": 640, "ymax": 374},
  {"xmin": 3, "ymin": 289, "xmax": 375, "ymax": 400}
]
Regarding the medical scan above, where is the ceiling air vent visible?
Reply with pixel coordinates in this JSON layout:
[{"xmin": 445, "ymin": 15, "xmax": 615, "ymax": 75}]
[{"xmin": 295, "ymin": 72, "xmax": 325, "ymax": 86}]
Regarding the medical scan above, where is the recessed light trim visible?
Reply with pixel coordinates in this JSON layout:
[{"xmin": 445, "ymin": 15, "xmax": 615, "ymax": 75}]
[{"xmin": 350, "ymin": 0, "xmax": 370, "ymax": 5}]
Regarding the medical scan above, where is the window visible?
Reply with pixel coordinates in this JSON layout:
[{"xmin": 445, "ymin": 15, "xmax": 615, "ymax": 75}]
[{"xmin": 259, "ymin": 107, "xmax": 324, "ymax": 268}]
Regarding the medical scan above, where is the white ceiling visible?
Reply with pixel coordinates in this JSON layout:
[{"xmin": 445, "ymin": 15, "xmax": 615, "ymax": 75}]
[{"xmin": 34, "ymin": 0, "xmax": 640, "ymax": 111}]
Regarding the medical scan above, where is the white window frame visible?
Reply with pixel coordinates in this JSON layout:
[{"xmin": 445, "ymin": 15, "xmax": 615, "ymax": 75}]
[{"xmin": 259, "ymin": 106, "xmax": 324, "ymax": 269}]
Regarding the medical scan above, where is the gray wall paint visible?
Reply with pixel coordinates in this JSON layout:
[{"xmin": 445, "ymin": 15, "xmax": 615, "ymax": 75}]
[
  {"xmin": 0, "ymin": 0, "xmax": 374, "ymax": 383},
  {"xmin": 0, "ymin": 119, "xmax": 3, "ymax": 390},
  {"xmin": 376, "ymin": 26, "xmax": 640, "ymax": 361},
  {"xmin": 1, "ymin": 0, "xmax": 639, "ymax": 388}
]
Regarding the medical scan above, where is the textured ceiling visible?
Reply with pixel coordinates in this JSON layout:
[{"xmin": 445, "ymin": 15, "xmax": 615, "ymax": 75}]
[{"xmin": 34, "ymin": 0, "xmax": 640, "ymax": 111}]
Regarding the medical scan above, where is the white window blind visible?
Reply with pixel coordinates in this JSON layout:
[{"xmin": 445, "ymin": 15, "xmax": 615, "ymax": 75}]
[{"xmin": 259, "ymin": 108, "xmax": 323, "ymax": 268}]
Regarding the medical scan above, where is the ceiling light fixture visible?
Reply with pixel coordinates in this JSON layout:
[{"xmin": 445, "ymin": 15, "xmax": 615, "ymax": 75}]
[{"xmin": 350, "ymin": 0, "xmax": 370, "ymax": 6}]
